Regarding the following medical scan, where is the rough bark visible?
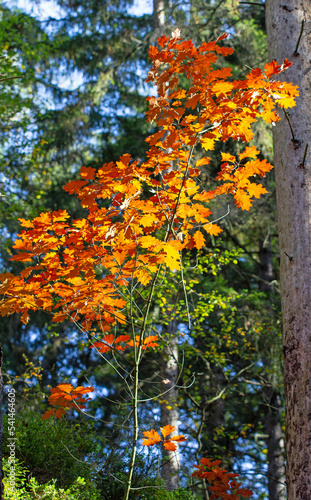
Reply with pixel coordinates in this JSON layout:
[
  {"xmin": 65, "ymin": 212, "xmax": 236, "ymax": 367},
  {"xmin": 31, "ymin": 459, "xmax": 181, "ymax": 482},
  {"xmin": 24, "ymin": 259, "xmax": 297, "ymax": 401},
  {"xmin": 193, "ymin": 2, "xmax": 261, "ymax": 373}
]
[
  {"xmin": 0, "ymin": 345, "xmax": 4, "ymax": 500},
  {"xmin": 160, "ymin": 322, "xmax": 180, "ymax": 490},
  {"xmin": 265, "ymin": 2, "xmax": 311, "ymax": 498}
]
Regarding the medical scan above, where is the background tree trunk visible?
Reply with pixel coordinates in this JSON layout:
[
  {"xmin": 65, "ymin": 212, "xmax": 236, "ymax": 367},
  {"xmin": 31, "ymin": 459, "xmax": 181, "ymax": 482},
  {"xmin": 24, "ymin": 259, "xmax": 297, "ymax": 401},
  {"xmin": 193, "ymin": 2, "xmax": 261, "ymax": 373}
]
[
  {"xmin": 0, "ymin": 345, "xmax": 4, "ymax": 500},
  {"xmin": 263, "ymin": 387, "xmax": 286, "ymax": 500},
  {"xmin": 160, "ymin": 322, "xmax": 180, "ymax": 490},
  {"xmin": 265, "ymin": 2, "xmax": 311, "ymax": 498},
  {"xmin": 259, "ymin": 240, "xmax": 286, "ymax": 500}
]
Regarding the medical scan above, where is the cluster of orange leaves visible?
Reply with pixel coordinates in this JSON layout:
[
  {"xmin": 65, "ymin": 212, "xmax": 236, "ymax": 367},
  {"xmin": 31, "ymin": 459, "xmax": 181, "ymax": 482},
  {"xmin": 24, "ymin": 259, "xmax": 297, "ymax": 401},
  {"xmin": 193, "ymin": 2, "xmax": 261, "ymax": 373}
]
[
  {"xmin": 0, "ymin": 29, "xmax": 297, "ymax": 333},
  {"xmin": 0, "ymin": 30, "xmax": 297, "ymax": 430},
  {"xmin": 142, "ymin": 428, "xmax": 252, "ymax": 498},
  {"xmin": 142, "ymin": 424, "xmax": 186, "ymax": 451},
  {"xmin": 192, "ymin": 458, "xmax": 253, "ymax": 499},
  {"xmin": 91, "ymin": 333, "xmax": 158, "ymax": 353},
  {"xmin": 42, "ymin": 383, "xmax": 95, "ymax": 420}
]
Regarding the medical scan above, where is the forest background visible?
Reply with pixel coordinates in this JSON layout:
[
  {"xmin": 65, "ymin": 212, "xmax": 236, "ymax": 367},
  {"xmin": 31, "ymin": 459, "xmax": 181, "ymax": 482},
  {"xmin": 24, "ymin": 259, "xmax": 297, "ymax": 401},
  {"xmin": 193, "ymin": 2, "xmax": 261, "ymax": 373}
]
[{"xmin": 0, "ymin": 0, "xmax": 289, "ymax": 499}]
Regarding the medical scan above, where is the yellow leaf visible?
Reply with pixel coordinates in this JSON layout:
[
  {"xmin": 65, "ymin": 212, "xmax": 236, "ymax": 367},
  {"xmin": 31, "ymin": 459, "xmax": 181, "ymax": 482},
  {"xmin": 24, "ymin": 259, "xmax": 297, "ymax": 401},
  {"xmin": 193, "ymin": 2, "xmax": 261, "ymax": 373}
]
[
  {"xmin": 163, "ymin": 241, "xmax": 182, "ymax": 271},
  {"xmin": 196, "ymin": 157, "xmax": 211, "ymax": 167},
  {"xmin": 212, "ymin": 81, "xmax": 234, "ymax": 96},
  {"xmin": 221, "ymin": 152, "xmax": 236, "ymax": 163},
  {"xmin": 239, "ymin": 146, "xmax": 259, "ymax": 161},
  {"xmin": 201, "ymin": 136, "xmax": 215, "ymax": 151}
]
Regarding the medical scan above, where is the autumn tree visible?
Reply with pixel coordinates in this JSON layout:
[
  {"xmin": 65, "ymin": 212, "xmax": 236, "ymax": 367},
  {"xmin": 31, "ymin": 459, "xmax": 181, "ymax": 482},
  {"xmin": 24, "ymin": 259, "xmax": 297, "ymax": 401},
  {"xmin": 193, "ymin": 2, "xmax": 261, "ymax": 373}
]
[
  {"xmin": 0, "ymin": 0, "xmax": 277, "ymax": 454},
  {"xmin": 0, "ymin": 30, "xmax": 297, "ymax": 499},
  {"xmin": 265, "ymin": 1, "xmax": 311, "ymax": 499}
]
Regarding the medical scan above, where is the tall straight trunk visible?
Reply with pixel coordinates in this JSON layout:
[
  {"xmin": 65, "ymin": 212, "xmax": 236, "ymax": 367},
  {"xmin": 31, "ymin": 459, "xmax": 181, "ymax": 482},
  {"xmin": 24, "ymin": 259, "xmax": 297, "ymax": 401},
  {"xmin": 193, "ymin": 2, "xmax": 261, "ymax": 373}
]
[
  {"xmin": 262, "ymin": 387, "xmax": 286, "ymax": 500},
  {"xmin": 265, "ymin": 2, "xmax": 311, "ymax": 498},
  {"xmin": 152, "ymin": 2, "xmax": 180, "ymax": 488},
  {"xmin": 160, "ymin": 322, "xmax": 180, "ymax": 490},
  {"xmin": 259, "ymin": 240, "xmax": 286, "ymax": 500},
  {"xmin": 0, "ymin": 345, "xmax": 4, "ymax": 500},
  {"xmin": 153, "ymin": 0, "xmax": 165, "ymax": 32}
]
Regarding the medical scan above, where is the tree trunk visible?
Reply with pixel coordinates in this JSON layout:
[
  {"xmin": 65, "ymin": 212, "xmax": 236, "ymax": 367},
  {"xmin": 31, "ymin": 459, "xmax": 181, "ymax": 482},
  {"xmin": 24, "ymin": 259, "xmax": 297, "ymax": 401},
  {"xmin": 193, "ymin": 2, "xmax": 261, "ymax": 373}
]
[
  {"xmin": 259, "ymin": 240, "xmax": 286, "ymax": 500},
  {"xmin": 263, "ymin": 387, "xmax": 286, "ymax": 500},
  {"xmin": 153, "ymin": 0, "xmax": 165, "ymax": 33},
  {"xmin": 160, "ymin": 322, "xmax": 180, "ymax": 490},
  {"xmin": 0, "ymin": 345, "xmax": 4, "ymax": 500},
  {"xmin": 265, "ymin": 2, "xmax": 311, "ymax": 498}
]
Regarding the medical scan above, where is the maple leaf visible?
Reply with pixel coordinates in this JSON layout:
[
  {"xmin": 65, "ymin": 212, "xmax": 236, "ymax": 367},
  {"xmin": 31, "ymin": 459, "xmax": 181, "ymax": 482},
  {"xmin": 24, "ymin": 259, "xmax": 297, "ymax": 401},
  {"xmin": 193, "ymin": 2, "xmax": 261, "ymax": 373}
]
[
  {"xmin": 142, "ymin": 335, "xmax": 159, "ymax": 349},
  {"xmin": 164, "ymin": 441, "xmax": 177, "ymax": 451},
  {"xmin": 239, "ymin": 146, "xmax": 259, "ymax": 161},
  {"xmin": 203, "ymin": 223, "xmax": 222, "ymax": 236},
  {"xmin": 196, "ymin": 157, "xmax": 211, "ymax": 167},
  {"xmin": 193, "ymin": 231, "xmax": 205, "ymax": 250},
  {"xmin": 156, "ymin": 35, "xmax": 169, "ymax": 48},
  {"xmin": 247, "ymin": 182, "xmax": 267, "ymax": 199},
  {"xmin": 42, "ymin": 409, "xmax": 56, "ymax": 420},
  {"xmin": 163, "ymin": 241, "xmax": 182, "ymax": 271},
  {"xmin": 170, "ymin": 435, "xmax": 187, "ymax": 443},
  {"xmin": 52, "ymin": 383, "xmax": 74, "ymax": 394},
  {"xmin": 185, "ymin": 93, "xmax": 201, "ymax": 109},
  {"xmin": 92, "ymin": 335, "xmax": 116, "ymax": 353},
  {"xmin": 18, "ymin": 218, "xmax": 34, "ymax": 228},
  {"xmin": 192, "ymin": 458, "xmax": 253, "ymax": 499},
  {"xmin": 54, "ymin": 408, "xmax": 66, "ymax": 419},
  {"xmin": 79, "ymin": 166, "xmax": 96, "ymax": 180},
  {"xmin": 142, "ymin": 429, "xmax": 162, "ymax": 446},
  {"xmin": 201, "ymin": 134, "xmax": 216, "ymax": 151},
  {"xmin": 63, "ymin": 179, "xmax": 88, "ymax": 195},
  {"xmin": 264, "ymin": 60, "xmax": 281, "ymax": 78},
  {"xmin": 161, "ymin": 425, "xmax": 175, "ymax": 438},
  {"xmin": 221, "ymin": 152, "xmax": 236, "ymax": 163},
  {"xmin": 212, "ymin": 81, "xmax": 234, "ymax": 97},
  {"xmin": 234, "ymin": 190, "xmax": 252, "ymax": 211}
]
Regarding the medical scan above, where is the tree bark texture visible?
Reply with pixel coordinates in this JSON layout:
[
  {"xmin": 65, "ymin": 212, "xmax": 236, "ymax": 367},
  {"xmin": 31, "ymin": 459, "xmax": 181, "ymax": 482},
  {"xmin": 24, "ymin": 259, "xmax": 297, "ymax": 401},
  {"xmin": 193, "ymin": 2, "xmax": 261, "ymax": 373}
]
[
  {"xmin": 160, "ymin": 322, "xmax": 180, "ymax": 490},
  {"xmin": 265, "ymin": 2, "xmax": 311, "ymax": 498}
]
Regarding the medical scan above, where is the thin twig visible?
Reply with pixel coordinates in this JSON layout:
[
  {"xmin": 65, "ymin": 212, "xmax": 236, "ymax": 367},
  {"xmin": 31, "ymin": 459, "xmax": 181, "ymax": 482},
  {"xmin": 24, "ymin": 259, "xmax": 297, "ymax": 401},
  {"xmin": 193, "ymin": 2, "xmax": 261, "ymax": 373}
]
[{"xmin": 294, "ymin": 19, "xmax": 304, "ymax": 56}]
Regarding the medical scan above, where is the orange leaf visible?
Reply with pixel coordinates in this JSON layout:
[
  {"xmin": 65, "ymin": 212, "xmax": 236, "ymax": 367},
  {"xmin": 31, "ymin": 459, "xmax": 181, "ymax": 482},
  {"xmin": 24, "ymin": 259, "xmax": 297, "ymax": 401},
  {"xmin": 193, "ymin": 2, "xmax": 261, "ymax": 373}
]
[
  {"xmin": 203, "ymin": 223, "xmax": 222, "ymax": 236},
  {"xmin": 54, "ymin": 408, "xmax": 66, "ymax": 418},
  {"xmin": 79, "ymin": 166, "xmax": 96, "ymax": 180},
  {"xmin": 161, "ymin": 425, "xmax": 175, "ymax": 438},
  {"xmin": 170, "ymin": 434, "xmax": 187, "ymax": 442},
  {"xmin": 196, "ymin": 157, "xmax": 211, "ymax": 167},
  {"xmin": 221, "ymin": 152, "xmax": 236, "ymax": 163},
  {"xmin": 41, "ymin": 409, "xmax": 55, "ymax": 420},
  {"xmin": 193, "ymin": 231, "xmax": 205, "ymax": 250},
  {"xmin": 212, "ymin": 81, "xmax": 234, "ymax": 96},
  {"xmin": 142, "ymin": 429, "xmax": 162, "ymax": 446},
  {"xmin": 239, "ymin": 146, "xmax": 259, "ymax": 161},
  {"xmin": 143, "ymin": 335, "xmax": 159, "ymax": 349},
  {"xmin": 164, "ymin": 441, "xmax": 177, "ymax": 451}
]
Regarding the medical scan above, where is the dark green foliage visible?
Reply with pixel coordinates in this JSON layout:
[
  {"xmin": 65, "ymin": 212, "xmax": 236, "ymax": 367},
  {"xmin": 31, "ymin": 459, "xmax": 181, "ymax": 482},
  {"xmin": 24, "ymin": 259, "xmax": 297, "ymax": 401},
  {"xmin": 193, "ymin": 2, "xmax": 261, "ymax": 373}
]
[{"xmin": 3, "ymin": 410, "xmax": 98, "ymax": 487}]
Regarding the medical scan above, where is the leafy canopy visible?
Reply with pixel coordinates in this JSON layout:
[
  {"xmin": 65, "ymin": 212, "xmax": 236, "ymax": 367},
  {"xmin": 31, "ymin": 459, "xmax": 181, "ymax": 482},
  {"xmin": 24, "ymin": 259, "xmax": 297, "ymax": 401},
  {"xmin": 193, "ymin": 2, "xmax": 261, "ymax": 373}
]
[{"xmin": 0, "ymin": 29, "xmax": 297, "ymax": 334}]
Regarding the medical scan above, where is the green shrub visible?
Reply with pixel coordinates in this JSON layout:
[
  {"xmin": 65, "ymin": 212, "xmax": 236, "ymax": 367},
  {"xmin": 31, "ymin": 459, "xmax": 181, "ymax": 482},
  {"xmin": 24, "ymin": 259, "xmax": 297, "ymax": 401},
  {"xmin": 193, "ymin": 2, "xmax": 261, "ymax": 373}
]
[
  {"xmin": 3, "ymin": 459, "xmax": 101, "ymax": 500},
  {"xmin": 3, "ymin": 410, "xmax": 98, "ymax": 487}
]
